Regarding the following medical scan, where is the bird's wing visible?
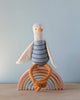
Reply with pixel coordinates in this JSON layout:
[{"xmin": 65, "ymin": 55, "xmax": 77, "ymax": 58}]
[
  {"xmin": 16, "ymin": 41, "xmax": 33, "ymax": 64},
  {"xmin": 45, "ymin": 40, "xmax": 57, "ymax": 68}
]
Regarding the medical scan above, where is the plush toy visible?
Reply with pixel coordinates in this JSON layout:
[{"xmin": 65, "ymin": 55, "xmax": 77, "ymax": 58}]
[{"xmin": 16, "ymin": 24, "xmax": 59, "ymax": 92}]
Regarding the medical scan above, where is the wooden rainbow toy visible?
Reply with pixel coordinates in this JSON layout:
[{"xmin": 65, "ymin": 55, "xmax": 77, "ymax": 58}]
[{"xmin": 17, "ymin": 66, "xmax": 64, "ymax": 90}]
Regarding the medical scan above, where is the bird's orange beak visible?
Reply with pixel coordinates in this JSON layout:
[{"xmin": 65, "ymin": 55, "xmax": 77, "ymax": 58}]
[{"xmin": 38, "ymin": 28, "xmax": 43, "ymax": 32}]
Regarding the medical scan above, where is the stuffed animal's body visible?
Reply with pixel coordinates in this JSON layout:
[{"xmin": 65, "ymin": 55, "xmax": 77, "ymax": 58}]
[{"xmin": 32, "ymin": 40, "xmax": 49, "ymax": 65}]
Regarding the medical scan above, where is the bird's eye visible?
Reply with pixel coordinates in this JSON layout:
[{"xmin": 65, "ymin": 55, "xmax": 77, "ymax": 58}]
[{"xmin": 35, "ymin": 28, "xmax": 37, "ymax": 30}]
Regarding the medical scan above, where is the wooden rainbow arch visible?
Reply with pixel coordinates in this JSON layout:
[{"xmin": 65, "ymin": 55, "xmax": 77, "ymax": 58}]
[{"xmin": 17, "ymin": 67, "xmax": 64, "ymax": 90}]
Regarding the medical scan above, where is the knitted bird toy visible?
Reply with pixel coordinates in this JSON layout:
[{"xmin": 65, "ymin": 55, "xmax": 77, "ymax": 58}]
[{"xmin": 16, "ymin": 24, "xmax": 64, "ymax": 92}]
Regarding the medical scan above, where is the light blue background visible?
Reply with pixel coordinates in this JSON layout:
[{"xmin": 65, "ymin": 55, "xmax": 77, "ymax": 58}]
[{"xmin": 0, "ymin": 0, "xmax": 80, "ymax": 83}]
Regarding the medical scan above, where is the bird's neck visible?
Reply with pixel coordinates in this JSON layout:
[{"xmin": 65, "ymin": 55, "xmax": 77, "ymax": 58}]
[{"xmin": 34, "ymin": 32, "xmax": 43, "ymax": 41}]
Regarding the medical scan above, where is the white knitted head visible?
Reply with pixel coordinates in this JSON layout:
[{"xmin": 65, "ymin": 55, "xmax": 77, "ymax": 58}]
[{"xmin": 32, "ymin": 24, "xmax": 43, "ymax": 41}]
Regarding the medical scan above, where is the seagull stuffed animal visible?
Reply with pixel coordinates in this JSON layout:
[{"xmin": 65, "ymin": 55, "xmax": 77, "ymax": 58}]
[
  {"xmin": 16, "ymin": 24, "xmax": 57, "ymax": 92},
  {"xmin": 16, "ymin": 23, "xmax": 57, "ymax": 68}
]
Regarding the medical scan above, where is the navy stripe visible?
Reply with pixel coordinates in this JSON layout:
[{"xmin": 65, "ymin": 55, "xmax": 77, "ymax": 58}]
[
  {"xmin": 34, "ymin": 44, "xmax": 45, "ymax": 47},
  {"xmin": 33, "ymin": 48, "xmax": 46, "ymax": 51},
  {"xmin": 32, "ymin": 56, "xmax": 48, "ymax": 59},
  {"xmin": 32, "ymin": 58, "xmax": 48, "ymax": 62},
  {"xmin": 32, "ymin": 52, "xmax": 47, "ymax": 55},
  {"xmin": 34, "ymin": 44, "xmax": 45, "ymax": 46}
]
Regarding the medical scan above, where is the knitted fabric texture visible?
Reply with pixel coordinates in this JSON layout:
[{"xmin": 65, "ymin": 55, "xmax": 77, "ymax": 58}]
[{"xmin": 32, "ymin": 40, "xmax": 49, "ymax": 65}]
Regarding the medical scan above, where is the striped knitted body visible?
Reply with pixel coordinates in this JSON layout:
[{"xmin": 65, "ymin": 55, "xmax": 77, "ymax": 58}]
[{"xmin": 32, "ymin": 40, "xmax": 49, "ymax": 65}]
